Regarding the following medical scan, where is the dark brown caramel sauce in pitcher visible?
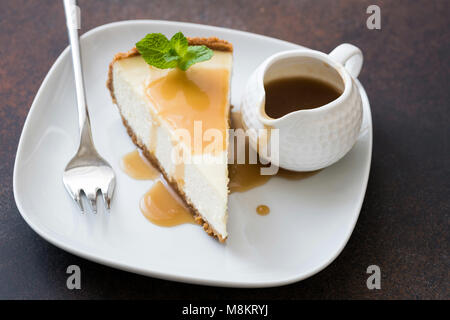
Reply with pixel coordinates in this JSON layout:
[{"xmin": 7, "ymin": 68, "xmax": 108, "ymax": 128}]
[{"xmin": 264, "ymin": 77, "xmax": 342, "ymax": 119}]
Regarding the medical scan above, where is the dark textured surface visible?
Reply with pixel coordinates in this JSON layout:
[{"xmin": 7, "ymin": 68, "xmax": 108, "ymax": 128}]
[{"xmin": 0, "ymin": 0, "xmax": 449, "ymax": 299}]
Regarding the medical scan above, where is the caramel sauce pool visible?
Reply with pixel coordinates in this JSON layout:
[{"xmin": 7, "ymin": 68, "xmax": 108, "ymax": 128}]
[
  {"xmin": 228, "ymin": 112, "xmax": 320, "ymax": 193},
  {"xmin": 228, "ymin": 163, "xmax": 319, "ymax": 193},
  {"xmin": 140, "ymin": 181, "xmax": 195, "ymax": 227},
  {"xmin": 264, "ymin": 77, "xmax": 342, "ymax": 119},
  {"xmin": 120, "ymin": 150, "xmax": 159, "ymax": 180}
]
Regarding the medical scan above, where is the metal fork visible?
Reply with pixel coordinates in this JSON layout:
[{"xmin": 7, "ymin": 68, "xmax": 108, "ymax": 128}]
[{"xmin": 62, "ymin": 0, "xmax": 115, "ymax": 213}]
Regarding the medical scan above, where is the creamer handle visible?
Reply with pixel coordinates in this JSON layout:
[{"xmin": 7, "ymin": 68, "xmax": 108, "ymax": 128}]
[{"xmin": 329, "ymin": 43, "xmax": 363, "ymax": 78}]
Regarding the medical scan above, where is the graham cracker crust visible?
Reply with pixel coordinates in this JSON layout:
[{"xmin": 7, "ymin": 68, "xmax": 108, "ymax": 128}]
[{"xmin": 106, "ymin": 36, "xmax": 232, "ymax": 242}]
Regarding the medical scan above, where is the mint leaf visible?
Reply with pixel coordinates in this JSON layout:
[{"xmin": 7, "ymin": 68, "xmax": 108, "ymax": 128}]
[
  {"xmin": 170, "ymin": 32, "xmax": 188, "ymax": 57},
  {"xmin": 178, "ymin": 45, "xmax": 214, "ymax": 71},
  {"xmin": 136, "ymin": 33, "xmax": 178, "ymax": 69},
  {"xmin": 136, "ymin": 32, "xmax": 213, "ymax": 71}
]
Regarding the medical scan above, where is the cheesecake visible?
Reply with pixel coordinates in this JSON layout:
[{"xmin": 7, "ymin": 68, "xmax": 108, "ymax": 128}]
[{"xmin": 107, "ymin": 37, "xmax": 233, "ymax": 242}]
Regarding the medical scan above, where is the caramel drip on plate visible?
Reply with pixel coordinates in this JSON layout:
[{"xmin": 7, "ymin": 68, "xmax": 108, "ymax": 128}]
[
  {"xmin": 256, "ymin": 205, "xmax": 270, "ymax": 216},
  {"xmin": 120, "ymin": 150, "xmax": 159, "ymax": 180},
  {"xmin": 140, "ymin": 181, "xmax": 195, "ymax": 227}
]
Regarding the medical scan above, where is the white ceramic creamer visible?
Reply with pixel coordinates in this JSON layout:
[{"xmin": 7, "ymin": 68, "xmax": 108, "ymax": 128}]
[{"xmin": 240, "ymin": 44, "xmax": 364, "ymax": 171}]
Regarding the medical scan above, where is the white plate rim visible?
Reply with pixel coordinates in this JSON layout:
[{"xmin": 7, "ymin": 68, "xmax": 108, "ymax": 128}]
[{"xmin": 13, "ymin": 20, "xmax": 372, "ymax": 288}]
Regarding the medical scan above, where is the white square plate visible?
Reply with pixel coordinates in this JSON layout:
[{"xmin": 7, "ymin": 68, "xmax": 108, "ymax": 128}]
[{"xmin": 13, "ymin": 20, "xmax": 372, "ymax": 287}]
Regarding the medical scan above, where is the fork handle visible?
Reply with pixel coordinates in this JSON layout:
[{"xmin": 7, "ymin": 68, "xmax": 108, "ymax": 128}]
[{"xmin": 63, "ymin": 0, "xmax": 95, "ymax": 152}]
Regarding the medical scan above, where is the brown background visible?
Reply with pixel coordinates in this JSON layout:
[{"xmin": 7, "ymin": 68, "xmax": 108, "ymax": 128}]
[{"xmin": 0, "ymin": 0, "xmax": 449, "ymax": 299}]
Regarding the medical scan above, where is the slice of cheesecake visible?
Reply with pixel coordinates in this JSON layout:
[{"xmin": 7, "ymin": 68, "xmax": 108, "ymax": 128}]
[{"xmin": 107, "ymin": 37, "xmax": 233, "ymax": 242}]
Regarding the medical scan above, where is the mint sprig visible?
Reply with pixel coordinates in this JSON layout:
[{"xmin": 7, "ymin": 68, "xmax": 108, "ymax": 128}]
[{"xmin": 136, "ymin": 32, "xmax": 213, "ymax": 71}]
